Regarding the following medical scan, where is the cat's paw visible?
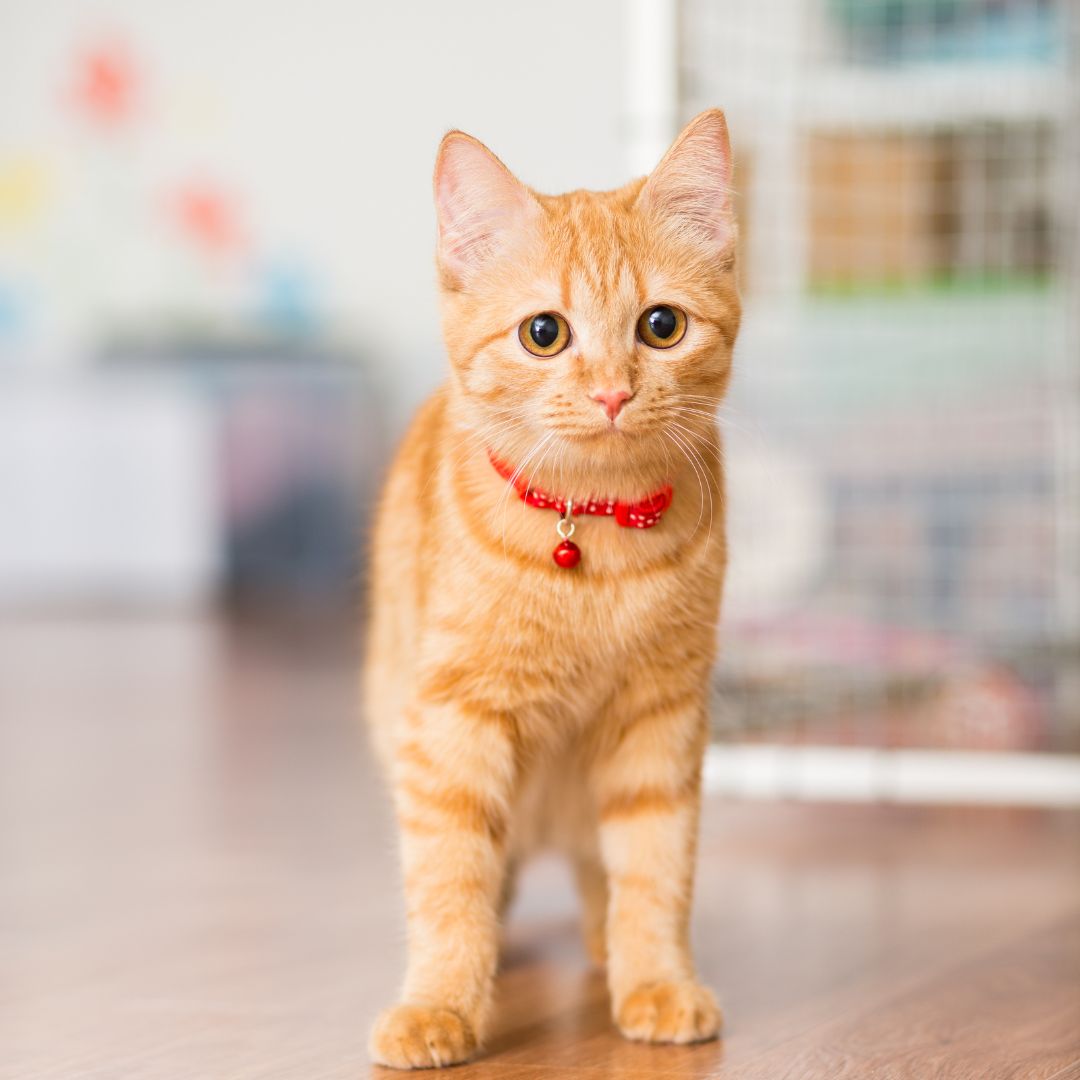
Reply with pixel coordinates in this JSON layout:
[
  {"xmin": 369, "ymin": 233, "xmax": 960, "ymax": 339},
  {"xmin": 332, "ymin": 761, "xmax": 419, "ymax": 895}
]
[
  {"xmin": 368, "ymin": 1004, "xmax": 477, "ymax": 1069},
  {"xmin": 616, "ymin": 980, "xmax": 722, "ymax": 1045}
]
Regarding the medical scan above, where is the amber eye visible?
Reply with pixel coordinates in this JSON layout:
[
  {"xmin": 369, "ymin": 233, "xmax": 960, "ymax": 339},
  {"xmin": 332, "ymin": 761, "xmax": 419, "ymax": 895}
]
[
  {"xmin": 637, "ymin": 304, "xmax": 687, "ymax": 349},
  {"xmin": 519, "ymin": 312, "xmax": 570, "ymax": 357}
]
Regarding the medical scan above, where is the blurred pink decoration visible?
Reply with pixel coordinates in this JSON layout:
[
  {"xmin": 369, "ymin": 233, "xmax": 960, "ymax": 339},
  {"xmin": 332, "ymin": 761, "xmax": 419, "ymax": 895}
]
[
  {"xmin": 723, "ymin": 613, "xmax": 1049, "ymax": 751},
  {"xmin": 70, "ymin": 40, "xmax": 137, "ymax": 126},
  {"xmin": 172, "ymin": 183, "xmax": 244, "ymax": 255}
]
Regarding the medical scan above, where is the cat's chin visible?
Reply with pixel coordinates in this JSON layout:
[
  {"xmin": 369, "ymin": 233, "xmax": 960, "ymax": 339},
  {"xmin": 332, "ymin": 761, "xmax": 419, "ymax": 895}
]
[
  {"xmin": 565, "ymin": 429, "xmax": 675, "ymax": 466},
  {"xmin": 547, "ymin": 429, "xmax": 670, "ymax": 478}
]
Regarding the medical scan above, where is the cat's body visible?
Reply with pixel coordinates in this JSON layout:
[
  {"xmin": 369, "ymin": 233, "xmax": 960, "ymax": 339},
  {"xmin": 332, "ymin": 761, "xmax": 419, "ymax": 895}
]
[{"xmin": 365, "ymin": 112, "xmax": 740, "ymax": 1069}]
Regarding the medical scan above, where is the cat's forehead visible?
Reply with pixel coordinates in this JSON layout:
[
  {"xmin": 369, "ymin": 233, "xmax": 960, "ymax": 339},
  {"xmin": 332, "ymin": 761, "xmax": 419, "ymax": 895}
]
[
  {"xmin": 528, "ymin": 184, "xmax": 672, "ymax": 322},
  {"xmin": 542, "ymin": 184, "xmax": 645, "ymax": 269}
]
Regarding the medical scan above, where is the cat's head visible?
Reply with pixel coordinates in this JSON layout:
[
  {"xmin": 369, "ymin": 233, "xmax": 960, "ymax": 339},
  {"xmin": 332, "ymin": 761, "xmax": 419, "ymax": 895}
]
[{"xmin": 433, "ymin": 110, "xmax": 740, "ymax": 483}]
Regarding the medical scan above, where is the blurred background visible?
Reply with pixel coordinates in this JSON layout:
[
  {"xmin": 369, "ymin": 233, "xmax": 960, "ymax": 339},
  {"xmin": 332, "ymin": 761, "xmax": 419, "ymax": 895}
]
[{"xmin": 1, "ymin": 0, "xmax": 1078, "ymax": 799}]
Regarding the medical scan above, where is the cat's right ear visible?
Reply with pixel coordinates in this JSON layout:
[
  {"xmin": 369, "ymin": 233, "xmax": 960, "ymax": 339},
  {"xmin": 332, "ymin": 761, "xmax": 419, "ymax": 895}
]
[
  {"xmin": 636, "ymin": 109, "xmax": 736, "ymax": 259},
  {"xmin": 434, "ymin": 131, "xmax": 540, "ymax": 289}
]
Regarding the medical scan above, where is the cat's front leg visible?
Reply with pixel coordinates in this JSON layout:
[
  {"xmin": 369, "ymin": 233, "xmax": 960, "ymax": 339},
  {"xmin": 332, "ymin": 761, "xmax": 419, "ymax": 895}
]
[
  {"xmin": 591, "ymin": 683, "xmax": 721, "ymax": 1045},
  {"xmin": 369, "ymin": 699, "xmax": 517, "ymax": 1069}
]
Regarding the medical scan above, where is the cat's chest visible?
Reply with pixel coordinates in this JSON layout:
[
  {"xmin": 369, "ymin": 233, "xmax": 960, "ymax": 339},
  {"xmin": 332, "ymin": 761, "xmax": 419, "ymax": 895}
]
[
  {"xmin": 429, "ymin": 540, "xmax": 719, "ymax": 669},
  {"xmin": 418, "ymin": 465, "xmax": 724, "ymax": 723}
]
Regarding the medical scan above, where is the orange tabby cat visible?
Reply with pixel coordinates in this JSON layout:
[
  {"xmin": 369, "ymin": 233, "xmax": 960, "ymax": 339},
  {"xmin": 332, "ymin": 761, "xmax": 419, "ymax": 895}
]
[{"xmin": 365, "ymin": 109, "xmax": 740, "ymax": 1069}]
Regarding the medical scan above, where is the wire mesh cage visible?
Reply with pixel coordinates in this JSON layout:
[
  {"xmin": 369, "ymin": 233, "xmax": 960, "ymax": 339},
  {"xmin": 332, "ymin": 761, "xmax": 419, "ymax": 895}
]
[{"xmin": 681, "ymin": 0, "xmax": 1080, "ymax": 752}]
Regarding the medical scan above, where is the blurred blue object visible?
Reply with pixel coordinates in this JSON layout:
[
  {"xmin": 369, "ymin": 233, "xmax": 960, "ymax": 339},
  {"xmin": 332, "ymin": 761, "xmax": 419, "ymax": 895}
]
[
  {"xmin": 255, "ymin": 259, "xmax": 321, "ymax": 338},
  {"xmin": 0, "ymin": 278, "xmax": 28, "ymax": 345},
  {"xmin": 827, "ymin": 0, "xmax": 1063, "ymax": 65}
]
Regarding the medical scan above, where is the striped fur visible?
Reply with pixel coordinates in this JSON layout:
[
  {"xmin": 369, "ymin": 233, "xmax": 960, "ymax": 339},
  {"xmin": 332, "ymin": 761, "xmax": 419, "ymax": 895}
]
[{"xmin": 366, "ymin": 110, "xmax": 741, "ymax": 1069}]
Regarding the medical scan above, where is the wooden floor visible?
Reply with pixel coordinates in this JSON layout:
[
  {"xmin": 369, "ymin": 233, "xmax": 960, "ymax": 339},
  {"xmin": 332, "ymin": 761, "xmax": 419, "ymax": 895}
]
[{"xmin": 2, "ymin": 612, "xmax": 1079, "ymax": 1080}]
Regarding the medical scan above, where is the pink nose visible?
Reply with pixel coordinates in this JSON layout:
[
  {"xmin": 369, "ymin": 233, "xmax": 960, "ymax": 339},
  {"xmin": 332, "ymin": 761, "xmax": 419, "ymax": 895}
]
[{"xmin": 591, "ymin": 388, "xmax": 632, "ymax": 422}]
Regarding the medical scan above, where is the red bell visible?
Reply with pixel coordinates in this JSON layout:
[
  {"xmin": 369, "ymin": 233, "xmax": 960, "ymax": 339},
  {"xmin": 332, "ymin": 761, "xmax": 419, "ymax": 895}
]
[{"xmin": 553, "ymin": 540, "xmax": 581, "ymax": 568}]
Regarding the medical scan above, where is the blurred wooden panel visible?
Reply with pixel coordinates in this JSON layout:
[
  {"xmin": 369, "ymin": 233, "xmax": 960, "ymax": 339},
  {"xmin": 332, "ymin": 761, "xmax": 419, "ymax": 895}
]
[{"xmin": 808, "ymin": 132, "xmax": 939, "ymax": 287}]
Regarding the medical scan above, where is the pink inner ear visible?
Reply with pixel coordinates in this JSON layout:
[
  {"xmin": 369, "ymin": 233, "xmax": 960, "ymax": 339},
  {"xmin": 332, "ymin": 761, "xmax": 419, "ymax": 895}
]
[
  {"xmin": 638, "ymin": 112, "xmax": 736, "ymax": 251},
  {"xmin": 434, "ymin": 135, "xmax": 538, "ymax": 281},
  {"xmin": 435, "ymin": 158, "xmax": 489, "ymax": 271}
]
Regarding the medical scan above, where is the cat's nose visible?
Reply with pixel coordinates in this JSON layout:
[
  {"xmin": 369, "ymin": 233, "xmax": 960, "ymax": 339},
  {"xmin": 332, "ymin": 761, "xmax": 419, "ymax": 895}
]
[{"xmin": 591, "ymin": 388, "xmax": 632, "ymax": 422}]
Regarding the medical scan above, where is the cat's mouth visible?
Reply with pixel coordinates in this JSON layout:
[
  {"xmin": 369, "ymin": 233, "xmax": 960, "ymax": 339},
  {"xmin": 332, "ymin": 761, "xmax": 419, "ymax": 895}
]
[
  {"xmin": 551, "ymin": 422, "xmax": 637, "ymax": 443},
  {"xmin": 555, "ymin": 409, "xmax": 646, "ymax": 441}
]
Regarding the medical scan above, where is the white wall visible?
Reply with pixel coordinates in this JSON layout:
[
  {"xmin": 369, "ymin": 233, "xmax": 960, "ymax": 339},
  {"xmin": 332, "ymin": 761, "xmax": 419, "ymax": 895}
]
[{"xmin": 0, "ymin": 0, "xmax": 629, "ymax": 426}]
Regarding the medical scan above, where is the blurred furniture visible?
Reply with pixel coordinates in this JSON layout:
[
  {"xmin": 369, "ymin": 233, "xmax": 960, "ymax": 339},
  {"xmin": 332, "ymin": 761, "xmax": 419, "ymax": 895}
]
[{"xmin": 0, "ymin": 343, "xmax": 386, "ymax": 608}]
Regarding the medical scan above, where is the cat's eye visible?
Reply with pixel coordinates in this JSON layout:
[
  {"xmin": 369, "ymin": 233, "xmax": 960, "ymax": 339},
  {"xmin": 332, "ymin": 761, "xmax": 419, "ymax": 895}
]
[
  {"xmin": 637, "ymin": 304, "xmax": 687, "ymax": 349},
  {"xmin": 519, "ymin": 312, "xmax": 571, "ymax": 357}
]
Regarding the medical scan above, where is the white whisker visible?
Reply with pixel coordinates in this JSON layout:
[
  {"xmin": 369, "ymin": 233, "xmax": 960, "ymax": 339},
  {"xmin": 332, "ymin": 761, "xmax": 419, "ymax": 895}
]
[{"xmin": 665, "ymin": 423, "xmax": 715, "ymax": 550}]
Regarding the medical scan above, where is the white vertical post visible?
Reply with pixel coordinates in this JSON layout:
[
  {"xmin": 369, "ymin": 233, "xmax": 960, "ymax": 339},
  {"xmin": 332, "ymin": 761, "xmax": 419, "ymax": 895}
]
[{"xmin": 624, "ymin": 0, "xmax": 680, "ymax": 176}]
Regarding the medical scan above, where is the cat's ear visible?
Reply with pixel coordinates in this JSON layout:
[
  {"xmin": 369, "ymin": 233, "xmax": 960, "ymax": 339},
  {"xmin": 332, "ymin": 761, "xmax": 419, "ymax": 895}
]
[
  {"xmin": 434, "ymin": 131, "xmax": 540, "ymax": 287},
  {"xmin": 636, "ymin": 109, "xmax": 736, "ymax": 256}
]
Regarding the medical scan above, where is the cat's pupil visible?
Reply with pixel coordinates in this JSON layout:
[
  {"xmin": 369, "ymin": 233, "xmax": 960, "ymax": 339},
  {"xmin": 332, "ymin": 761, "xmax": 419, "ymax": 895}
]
[
  {"xmin": 530, "ymin": 314, "xmax": 559, "ymax": 348},
  {"xmin": 648, "ymin": 306, "xmax": 677, "ymax": 340}
]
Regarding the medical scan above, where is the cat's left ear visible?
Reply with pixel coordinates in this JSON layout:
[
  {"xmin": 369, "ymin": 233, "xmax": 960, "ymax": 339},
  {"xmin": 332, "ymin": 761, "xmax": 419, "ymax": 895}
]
[
  {"xmin": 434, "ymin": 131, "xmax": 541, "ymax": 288},
  {"xmin": 636, "ymin": 109, "xmax": 736, "ymax": 257}
]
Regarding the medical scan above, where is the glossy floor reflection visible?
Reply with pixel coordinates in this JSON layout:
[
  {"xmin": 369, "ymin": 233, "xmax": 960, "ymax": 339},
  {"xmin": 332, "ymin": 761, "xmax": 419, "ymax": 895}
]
[{"xmin": 2, "ymin": 613, "xmax": 1078, "ymax": 1079}]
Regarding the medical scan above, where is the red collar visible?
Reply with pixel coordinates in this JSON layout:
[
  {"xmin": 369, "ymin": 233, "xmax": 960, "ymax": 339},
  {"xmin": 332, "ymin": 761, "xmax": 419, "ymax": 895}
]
[{"xmin": 487, "ymin": 451, "xmax": 673, "ymax": 569}]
